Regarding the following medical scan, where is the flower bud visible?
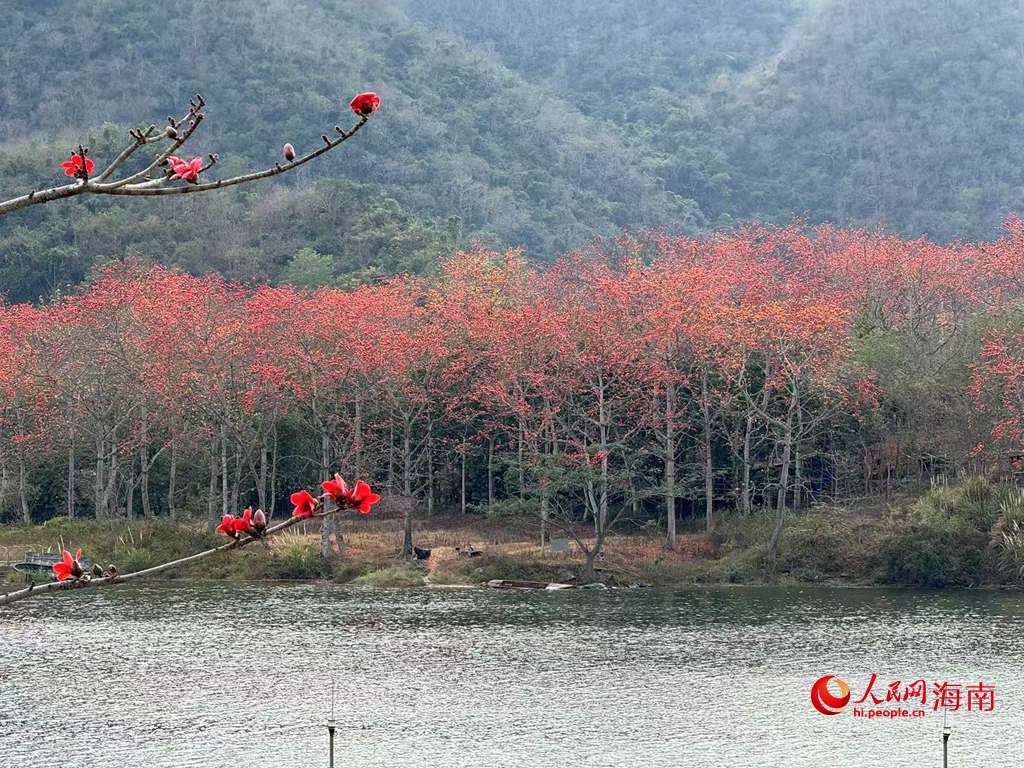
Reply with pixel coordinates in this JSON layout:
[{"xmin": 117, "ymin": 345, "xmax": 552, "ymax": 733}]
[
  {"xmin": 283, "ymin": 143, "xmax": 296, "ymax": 162},
  {"xmin": 165, "ymin": 125, "xmax": 178, "ymax": 139},
  {"xmin": 253, "ymin": 508, "xmax": 267, "ymax": 534}
]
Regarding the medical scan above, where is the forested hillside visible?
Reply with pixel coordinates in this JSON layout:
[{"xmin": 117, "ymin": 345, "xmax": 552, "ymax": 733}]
[
  {"xmin": 0, "ymin": 0, "xmax": 696, "ymax": 300},
  {"xmin": 4, "ymin": 0, "xmax": 1024, "ymax": 299}
]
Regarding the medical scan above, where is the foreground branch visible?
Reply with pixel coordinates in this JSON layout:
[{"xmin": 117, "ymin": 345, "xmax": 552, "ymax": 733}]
[
  {"xmin": 0, "ymin": 91, "xmax": 377, "ymax": 217},
  {"xmin": 0, "ymin": 504, "xmax": 341, "ymax": 608}
]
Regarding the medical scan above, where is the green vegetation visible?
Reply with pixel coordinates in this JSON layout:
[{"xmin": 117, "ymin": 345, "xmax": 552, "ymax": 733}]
[{"xmin": 351, "ymin": 563, "xmax": 427, "ymax": 588}]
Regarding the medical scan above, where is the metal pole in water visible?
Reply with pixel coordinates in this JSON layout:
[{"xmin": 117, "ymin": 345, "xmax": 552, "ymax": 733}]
[
  {"xmin": 942, "ymin": 711, "xmax": 950, "ymax": 768},
  {"xmin": 326, "ymin": 678, "xmax": 336, "ymax": 768}
]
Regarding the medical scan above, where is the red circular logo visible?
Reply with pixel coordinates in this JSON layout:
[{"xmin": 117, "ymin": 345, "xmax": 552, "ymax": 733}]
[{"xmin": 811, "ymin": 675, "xmax": 851, "ymax": 715}]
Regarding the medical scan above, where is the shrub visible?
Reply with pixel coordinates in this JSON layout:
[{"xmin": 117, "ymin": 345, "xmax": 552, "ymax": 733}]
[
  {"xmin": 430, "ymin": 552, "xmax": 571, "ymax": 585},
  {"xmin": 266, "ymin": 542, "xmax": 323, "ymax": 580},
  {"xmin": 876, "ymin": 523, "xmax": 987, "ymax": 587},
  {"xmin": 350, "ymin": 563, "xmax": 425, "ymax": 587}
]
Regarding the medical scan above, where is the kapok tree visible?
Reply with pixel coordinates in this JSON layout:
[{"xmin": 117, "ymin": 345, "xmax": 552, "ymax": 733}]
[{"xmin": 0, "ymin": 91, "xmax": 380, "ymax": 217}]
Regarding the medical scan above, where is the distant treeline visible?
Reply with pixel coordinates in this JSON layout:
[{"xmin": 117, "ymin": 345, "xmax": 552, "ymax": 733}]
[{"xmin": 3, "ymin": 224, "xmax": 1024, "ymax": 559}]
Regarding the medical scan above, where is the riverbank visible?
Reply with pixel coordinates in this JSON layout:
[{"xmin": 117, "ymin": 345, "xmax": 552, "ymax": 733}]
[{"xmin": 3, "ymin": 480, "xmax": 1022, "ymax": 590}]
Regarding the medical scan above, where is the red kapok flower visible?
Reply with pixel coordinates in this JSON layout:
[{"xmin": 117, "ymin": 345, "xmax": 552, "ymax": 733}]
[
  {"xmin": 232, "ymin": 507, "xmax": 254, "ymax": 535},
  {"xmin": 290, "ymin": 489, "xmax": 318, "ymax": 519},
  {"xmin": 168, "ymin": 155, "xmax": 203, "ymax": 182},
  {"xmin": 349, "ymin": 480, "xmax": 381, "ymax": 515},
  {"xmin": 61, "ymin": 153, "xmax": 94, "ymax": 178},
  {"xmin": 349, "ymin": 92, "xmax": 380, "ymax": 116},
  {"xmin": 321, "ymin": 473, "xmax": 351, "ymax": 505},
  {"xmin": 52, "ymin": 549, "xmax": 82, "ymax": 581},
  {"xmin": 216, "ymin": 514, "xmax": 237, "ymax": 536}
]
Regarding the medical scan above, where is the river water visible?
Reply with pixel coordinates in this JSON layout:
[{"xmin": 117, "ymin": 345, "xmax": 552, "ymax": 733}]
[{"xmin": 1, "ymin": 583, "xmax": 1022, "ymax": 766}]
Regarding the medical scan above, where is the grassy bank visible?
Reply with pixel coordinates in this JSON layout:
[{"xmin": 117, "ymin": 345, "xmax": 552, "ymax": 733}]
[{"xmin": 3, "ymin": 478, "xmax": 1023, "ymax": 590}]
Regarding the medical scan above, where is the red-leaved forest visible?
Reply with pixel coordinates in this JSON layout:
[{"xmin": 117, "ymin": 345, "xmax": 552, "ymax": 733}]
[{"xmin": 4, "ymin": 222, "xmax": 1024, "ymax": 556}]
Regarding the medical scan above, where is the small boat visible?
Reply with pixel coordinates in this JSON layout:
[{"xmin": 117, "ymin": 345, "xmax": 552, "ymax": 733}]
[{"xmin": 486, "ymin": 579, "xmax": 575, "ymax": 591}]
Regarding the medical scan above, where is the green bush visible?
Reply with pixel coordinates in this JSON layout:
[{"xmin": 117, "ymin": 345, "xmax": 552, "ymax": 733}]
[
  {"xmin": 876, "ymin": 523, "xmax": 987, "ymax": 587},
  {"xmin": 909, "ymin": 477, "xmax": 1011, "ymax": 534},
  {"xmin": 265, "ymin": 542, "xmax": 323, "ymax": 580},
  {"xmin": 430, "ymin": 553, "xmax": 571, "ymax": 585},
  {"xmin": 350, "ymin": 563, "xmax": 426, "ymax": 588}
]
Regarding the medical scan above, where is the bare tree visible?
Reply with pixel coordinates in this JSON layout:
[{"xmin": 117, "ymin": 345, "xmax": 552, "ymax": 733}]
[{"xmin": 0, "ymin": 91, "xmax": 378, "ymax": 217}]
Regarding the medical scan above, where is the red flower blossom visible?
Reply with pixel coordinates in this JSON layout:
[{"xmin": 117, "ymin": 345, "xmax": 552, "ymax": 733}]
[
  {"xmin": 349, "ymin": 92, "xmax": 381, "ymax": 116},
  {"xmin": 321, "ymin": 473, "xmax": 351, "ymax": 505},
  {"xmin": 322, "ymin": 473, "xmax": 380, "ymax": 514},
  {"xmin": 168, "ymin": 155, "xmax": 203, "ymax": 182},
  {"xmin": 52, "ymin": 549, "xmax": 82, "ymax": 581},
  {"xmin": 349, "ymin": 480, "xmax": 381, "ymax": 514},
  {"xmin": 233, "ymin": 507, "xmax": 254, "ymax": 535},
  {"xmin": 61, "ymin": 153, "xmax": 94, "ymax": 178},
  {"xmin": 216, "ymin": 514, "xmax": 236, "ymax": 536},
  {"xmin": 290, "ymin": 489, "xmax": 318, "ymax": 519}
]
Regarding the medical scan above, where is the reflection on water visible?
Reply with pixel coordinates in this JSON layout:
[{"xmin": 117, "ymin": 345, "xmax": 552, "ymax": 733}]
[{"xmin": 1, "ymin": 583, "xmax": 1023, "ymax": 766}]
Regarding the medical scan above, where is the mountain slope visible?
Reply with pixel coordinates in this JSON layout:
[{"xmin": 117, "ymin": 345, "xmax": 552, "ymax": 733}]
[
  {"xmin": 0, "ymin": 0, "xmax": 700, "ymax": 269},
  {"xmin": 412, "ymin": 0, "xmax": 1024, "ymax": 241}
]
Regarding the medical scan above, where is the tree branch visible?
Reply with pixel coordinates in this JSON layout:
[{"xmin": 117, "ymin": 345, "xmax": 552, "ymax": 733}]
[
  {"xmin": 0, "ymin": 498, "xmax": 348, "ymax": 608},
  {"xmin": 0, "ymin": 91, "xmax": 375, "ymax": 217}
]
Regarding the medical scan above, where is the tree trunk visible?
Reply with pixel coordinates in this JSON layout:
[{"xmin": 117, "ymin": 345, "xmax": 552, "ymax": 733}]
[
  {"xmin": 230, "ymin": 442, "xmax": 241, "ymax": 514},
  {"xmin": 387, "ymin": 424, "xmax": 395, "ymax": 495},
  {"xmin": 126, "ymin": 461, "xmax": 136, "ymax": 520},
  {"xmin": 518, "ymin": 422, "xmax": 525, "ymax": 500},
  {"xmin": 460, "ymin": 434, "xmax": 467, "ymax": 516},
  {"xmin": 701, "ymin": 370, "xmax": 714, "ymax": 532},
  {"xmin": 0, "ymin": 462, "xmax": 10, "ymax": 517},
  {"xmin": 402, "ymin": 421, "xmax": 414, "ymax": 559},
  {"xmin": 220, "ymin": 424, "xmax": 229, "ymax": 517},
  {"xmin": 794, "ymin": 405, "xmax": 805, "ymax": 511},
  {"xmin": 168, "ymin": 439, "xmax": 178, "ymax": 518},
  {"xmin": 487, "ymin": 436, "xmax": 495, "ymax": 509},
  {"xmin": 598, "ymin": 381, "xmax": 609, "ymax": 536},
  {"xmin": 103, "ymin": 449, "xmax": 118, "ymax": 518},
  {"xmin": 67, "ymin": 444, "xmax": 75, "ymax": 518},
  {"xmin": 354, "ymin": 398, "xmax": 364, "ymax": 479},
  {"xmin": 269, "ymin": 424, "xmax": 278, "ymax": 520},
  {"xmin": 257, "ymin": 429, "xmax": 269, "ymax": 513},
  {"xmin": 768, "ymin": 389, "xmax": 797, "ymax": 563},
  {"xmin": 742, "ymin": 410, "xmax": 754, "ymax": 515},
  {"xmin": 18, "ymin": 452, "xmax": 30, "ymax": 524},
  {"xmin": 426, "ymin": 419, "xmax": 434, "ymax": 516},
  {"xmin": 319, "ymin": 424, "xmax": 337, "ymax": 565},
  {"xmin": 95, "ymin": 433, "xmax": 105, "ymax": 519},
  {"xmin": 139, "ymin": 407, "xmax": 153, "ymax": 518},
  {"xmin": 207, "ymin": 440, "xmax": 218, "ymax": 522},
  {"xmin": 665, "ymin": 383, "xmax": 676, "ymax": 547}
]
